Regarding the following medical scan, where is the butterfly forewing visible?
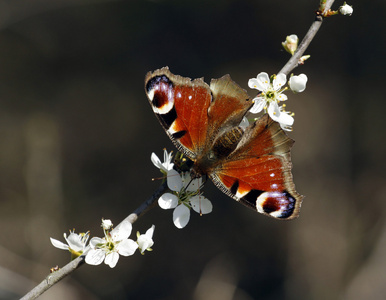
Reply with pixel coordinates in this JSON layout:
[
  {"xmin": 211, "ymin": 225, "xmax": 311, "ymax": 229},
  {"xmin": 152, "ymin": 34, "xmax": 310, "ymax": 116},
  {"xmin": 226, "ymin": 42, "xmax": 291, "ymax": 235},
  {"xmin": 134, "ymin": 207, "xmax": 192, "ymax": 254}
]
[
  {"xmin": 207, "ymin": 75, "xmax": 253, "ymax": 139},
  {"xmin": 145, "ymin": 67, "xmax": 212, "ymax": 159}
]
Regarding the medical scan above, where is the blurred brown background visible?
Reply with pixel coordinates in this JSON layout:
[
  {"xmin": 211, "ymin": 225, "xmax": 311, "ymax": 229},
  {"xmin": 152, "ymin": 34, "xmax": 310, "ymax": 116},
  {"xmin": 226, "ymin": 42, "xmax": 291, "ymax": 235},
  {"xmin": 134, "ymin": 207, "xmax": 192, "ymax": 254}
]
[{"xmin": 0, "ymin": 0, "xmax": 385, "ymax": 299}]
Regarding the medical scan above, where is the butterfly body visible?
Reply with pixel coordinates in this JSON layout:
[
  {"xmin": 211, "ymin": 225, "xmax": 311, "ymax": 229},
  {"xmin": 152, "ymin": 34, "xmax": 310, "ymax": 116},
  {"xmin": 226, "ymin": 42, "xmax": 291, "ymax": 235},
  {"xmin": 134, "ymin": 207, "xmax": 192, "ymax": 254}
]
[{"xmin": 145, "ymin": 67, "xmax": 303, "ymax": 219}]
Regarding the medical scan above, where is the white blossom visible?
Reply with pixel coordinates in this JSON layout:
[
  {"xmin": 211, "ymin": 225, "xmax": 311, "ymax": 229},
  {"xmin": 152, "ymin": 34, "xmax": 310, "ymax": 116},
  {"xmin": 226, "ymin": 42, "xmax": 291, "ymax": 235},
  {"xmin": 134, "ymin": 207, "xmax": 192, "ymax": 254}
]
[
  {"xmin": 151, "ymin": 149, "xmax": 181, "ymax": 190},
  {"xmin": 248, "ymin": 71, "xmax": 308, "ymax": 130},
  {"xmin": 248, "ymin": 72, "xmax": 288, "ymax": 115},
  {"xmin": 85, "ymin": 220, "xmax": 138, "ymax": 268},
  {"xmin": 248, "ymin": 72, "xmax": 294, "ymax": 130},
  {"xmin": 50, "ymin": 230, "xmax": 89, "ymax": 258},
  {"xmin": 137, "ymin": 225, "xmax": 155, "ymax": 254},
  {"xmin": 151, "ymin": 149, "xmax": 174, "ymax": 173},
  {"xmin": 158, "ymin": 172, "xmax": 212, "ymax": 229}
]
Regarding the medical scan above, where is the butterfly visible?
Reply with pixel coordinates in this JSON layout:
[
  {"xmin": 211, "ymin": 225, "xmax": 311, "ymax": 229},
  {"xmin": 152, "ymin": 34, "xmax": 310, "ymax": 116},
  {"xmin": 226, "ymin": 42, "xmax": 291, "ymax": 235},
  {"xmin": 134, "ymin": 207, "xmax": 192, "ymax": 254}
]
[{"xmin": 145, "ymin": 67, "xmax": 303, "ymax": 219}]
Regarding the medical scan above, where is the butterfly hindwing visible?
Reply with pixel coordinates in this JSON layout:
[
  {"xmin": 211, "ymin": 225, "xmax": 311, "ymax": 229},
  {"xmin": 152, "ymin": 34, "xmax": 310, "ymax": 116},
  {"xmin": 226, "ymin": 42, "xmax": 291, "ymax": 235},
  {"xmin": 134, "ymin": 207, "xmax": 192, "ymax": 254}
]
[{"xmin": 210, "ymin": 114, "xmax": 303, "ymax": 219}]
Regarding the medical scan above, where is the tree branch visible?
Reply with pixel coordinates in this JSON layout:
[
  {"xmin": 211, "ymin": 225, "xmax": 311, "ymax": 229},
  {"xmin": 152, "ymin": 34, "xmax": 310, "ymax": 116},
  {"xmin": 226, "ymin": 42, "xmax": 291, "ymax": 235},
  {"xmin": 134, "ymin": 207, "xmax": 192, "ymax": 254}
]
[
  {"xmin": 20, "ymin": 181, "xmax": 168, "ymax": 300},
  {"xmin": 279, "ymin": 0, "xmax": 336, "ymax": 76}
]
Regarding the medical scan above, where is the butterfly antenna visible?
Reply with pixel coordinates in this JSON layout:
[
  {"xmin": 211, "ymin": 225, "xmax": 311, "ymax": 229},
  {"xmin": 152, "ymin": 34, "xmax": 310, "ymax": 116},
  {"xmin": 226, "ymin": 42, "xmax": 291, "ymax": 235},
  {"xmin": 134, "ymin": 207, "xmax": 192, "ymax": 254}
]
[
  {"xmin": 202, "ymin": 174, "xmax": 208, "ymax": 185},
  {"xmin": 198, "ymin": 195, "xmax": 203, "ymax": 216},
  {"xmin": 185, "ymin": 176, "xmax": 207, "ymax": 216},
  {"xmin": 151, "ymin": 175, "xmax": 166, "ymax": 181},
  {"xmin": 184, "ymin": 177, "xmax": 195, "ymax": 190},
  {"xmin": 152, "ymin": 170, "xmax": 180, "ymax": 182}
]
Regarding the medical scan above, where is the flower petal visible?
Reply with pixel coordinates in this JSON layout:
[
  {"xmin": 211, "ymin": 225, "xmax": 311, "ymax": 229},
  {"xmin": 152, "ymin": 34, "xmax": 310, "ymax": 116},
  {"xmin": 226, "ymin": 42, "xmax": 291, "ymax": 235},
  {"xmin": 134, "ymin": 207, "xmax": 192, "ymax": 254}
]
[
  {"xmin": 151, "ymin": 152, "xmax": 162, "ymax": 169},
  {"xmin": 277, "ymin": 93, "xmax": 288, "ymax": 101},
  {"xmin": 190, "ymin": 196, "xmax": 213, "ymax": 214},
  {"xmin": 66, "ymin": 233, "xmax": 86, "ymax": 252},
  {"xmin": 162, "ymin": 149, "xmax": 169, "ymax": 164},
  {"xmin": 105, "ymin": 252, "xmax": 119, "ymax": 268},
  {"xmin": 111, "ymin": 220, "xmax": 132, "ymax": 242},
  {"xmin": 182, "ymin": 173, "xmax": 201, "ymax": 192},
  {"xmin": 277, "ymin": 112, "xmax": 294, "ymax": 131},
  {"xmin": 173, "ymin": 204, "xmax": 190, "ymax": 229},
  {"xmin": 239, "ymin": 117, "xmax": 249, "ymax": 130},
  {"xmin": 85, "ymin": 249, "xmax": 105, "ymax": 265},
  {"xmin": 249, "ymin": 97, "xmax": 266, "ymax": 114},
  {"xmin": 273, "ymin": 73, "xmax": 287, "ymax": 90},
  {"xmin": 145, "ymin": 225, "xmax": 155, "ymax": 238},
  {"xmin": 158, "ymin": 193, "xmax": 178, "ymax": 209},
  {"xmin": 288, "ymin": 34, "xmax": 298, "ymax": 43},
  {"xmin": 248, "ymin": 78, "xmax": 260, "ymax": 90},
  {"xmin": 89, "ymin": 237, "xmax": 105, "ymax": 248},
  {"xmin": 117, "ymin": 239, "xmax": 138, "ymax": 256},
  {"xmin": 256, "ymin": 72, "xmax": 270, "ymax": 91},
  {"xmin": 161, "ymin": 149, "xmax": 174, "ymax": 171},
  {"xmin": 167, "ymin": 170, "xmax": 183, "ymax": 191},
  {"xmin": 50, "ymin": 238, "xmax": 69, "ymax": 250},
  {"xmin": 268, "ymin": 102, "xmax": 281, "ymax": 119}
]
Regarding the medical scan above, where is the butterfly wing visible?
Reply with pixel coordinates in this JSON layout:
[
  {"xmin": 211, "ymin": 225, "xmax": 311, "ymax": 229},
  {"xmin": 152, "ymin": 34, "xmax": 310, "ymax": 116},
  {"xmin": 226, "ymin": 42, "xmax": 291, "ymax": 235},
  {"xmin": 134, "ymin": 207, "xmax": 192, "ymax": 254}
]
[
  {"xmin": 209, "ymin": 114, "xmax": 303, "ymax": 219},
  {"xmin": 145, "ymin": 67, "xmax": 252, "ymax": 160}
]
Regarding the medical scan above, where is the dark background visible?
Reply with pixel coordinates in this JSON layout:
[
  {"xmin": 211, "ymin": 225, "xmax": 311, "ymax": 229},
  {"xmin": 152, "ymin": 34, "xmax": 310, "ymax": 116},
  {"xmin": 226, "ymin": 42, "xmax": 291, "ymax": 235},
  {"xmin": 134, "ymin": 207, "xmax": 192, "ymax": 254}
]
[{"xmin": 0, "ymin": 0, "xmax": 385, "ymax": 299}]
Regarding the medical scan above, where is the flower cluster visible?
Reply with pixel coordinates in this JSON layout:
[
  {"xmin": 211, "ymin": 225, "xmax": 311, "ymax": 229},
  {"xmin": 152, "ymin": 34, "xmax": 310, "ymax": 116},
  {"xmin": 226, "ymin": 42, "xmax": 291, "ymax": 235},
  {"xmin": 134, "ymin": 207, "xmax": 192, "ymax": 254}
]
[
  {"xmin": 51, "ymin": 220, "xmax": 154, "ymax": 268},
  {"xmin": 248, "ymin": 72, "xmax": 307, "ymax": 131},
  {"xmin": 152, "ymin": 150, "xmax": 212, "ymax": 229}
]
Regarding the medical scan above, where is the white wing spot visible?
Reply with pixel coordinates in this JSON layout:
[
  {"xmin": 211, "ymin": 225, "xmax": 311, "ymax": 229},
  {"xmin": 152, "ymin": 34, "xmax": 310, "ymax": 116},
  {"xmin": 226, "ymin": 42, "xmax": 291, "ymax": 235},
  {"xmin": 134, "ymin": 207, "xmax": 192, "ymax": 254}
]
[{"xmin": 147, "ymin": 89, "xmax": 154, "ymax": 101}]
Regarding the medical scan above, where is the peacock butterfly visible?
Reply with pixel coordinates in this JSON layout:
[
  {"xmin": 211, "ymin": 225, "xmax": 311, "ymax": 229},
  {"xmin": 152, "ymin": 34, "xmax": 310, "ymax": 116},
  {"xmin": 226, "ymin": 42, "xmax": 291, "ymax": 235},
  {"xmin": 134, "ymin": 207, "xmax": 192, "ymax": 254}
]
[{"xmin": 145, "ymin": 67, "xmax": 303, "ymax": 219}]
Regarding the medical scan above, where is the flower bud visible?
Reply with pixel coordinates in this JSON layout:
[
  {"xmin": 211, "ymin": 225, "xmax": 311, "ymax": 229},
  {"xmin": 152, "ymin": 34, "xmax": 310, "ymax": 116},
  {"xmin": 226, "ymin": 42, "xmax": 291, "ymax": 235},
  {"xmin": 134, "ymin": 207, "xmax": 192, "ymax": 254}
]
[
  {"xmin": 282, "ymin": 34, "xmax": 298, "ymax": 55},
  {"xmin": 289, "ymin": 74, "xmax": 308, "ymax": 93},
  {"xmin": 102, "ymin": 219, "xmax": 113, "ymax": 230},
  {"xmin": 339, "ymin": 3, "xmax": 353, "ymax": 16},
  {"xmin": 299, "ymin": 55, "xmax": 310, "ymax": 65}
]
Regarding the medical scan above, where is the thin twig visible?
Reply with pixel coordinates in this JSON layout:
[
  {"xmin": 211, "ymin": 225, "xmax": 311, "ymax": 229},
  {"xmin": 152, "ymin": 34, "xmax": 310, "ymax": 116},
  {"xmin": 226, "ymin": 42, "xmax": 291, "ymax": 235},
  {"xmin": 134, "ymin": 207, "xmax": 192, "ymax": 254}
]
[
  {"xmin": 279, "ymin": 0, "xmax": 336, "ymax": 76},
  {"xmin": 20, "ymin": 181, "xmax": 168, "ymax": 300},
  {"xmin": 20, "ymin": 256, "xmax": 85, "ymax": 300}
]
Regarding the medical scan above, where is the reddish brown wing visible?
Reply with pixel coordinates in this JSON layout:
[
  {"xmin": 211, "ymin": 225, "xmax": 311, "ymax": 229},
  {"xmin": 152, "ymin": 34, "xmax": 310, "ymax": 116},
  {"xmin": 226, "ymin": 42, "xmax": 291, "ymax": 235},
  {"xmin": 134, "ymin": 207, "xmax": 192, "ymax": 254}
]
[
  {"xmin": 210, "ymin": 114, "xmax": 303, "ymax": 219},
  {"xmin": 145, "ymin": 67, "xmax": 210, "ymax": 159},
  {"xmin": 144, "ymin": 67, "xmax": 252, "ymax": 160}
]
